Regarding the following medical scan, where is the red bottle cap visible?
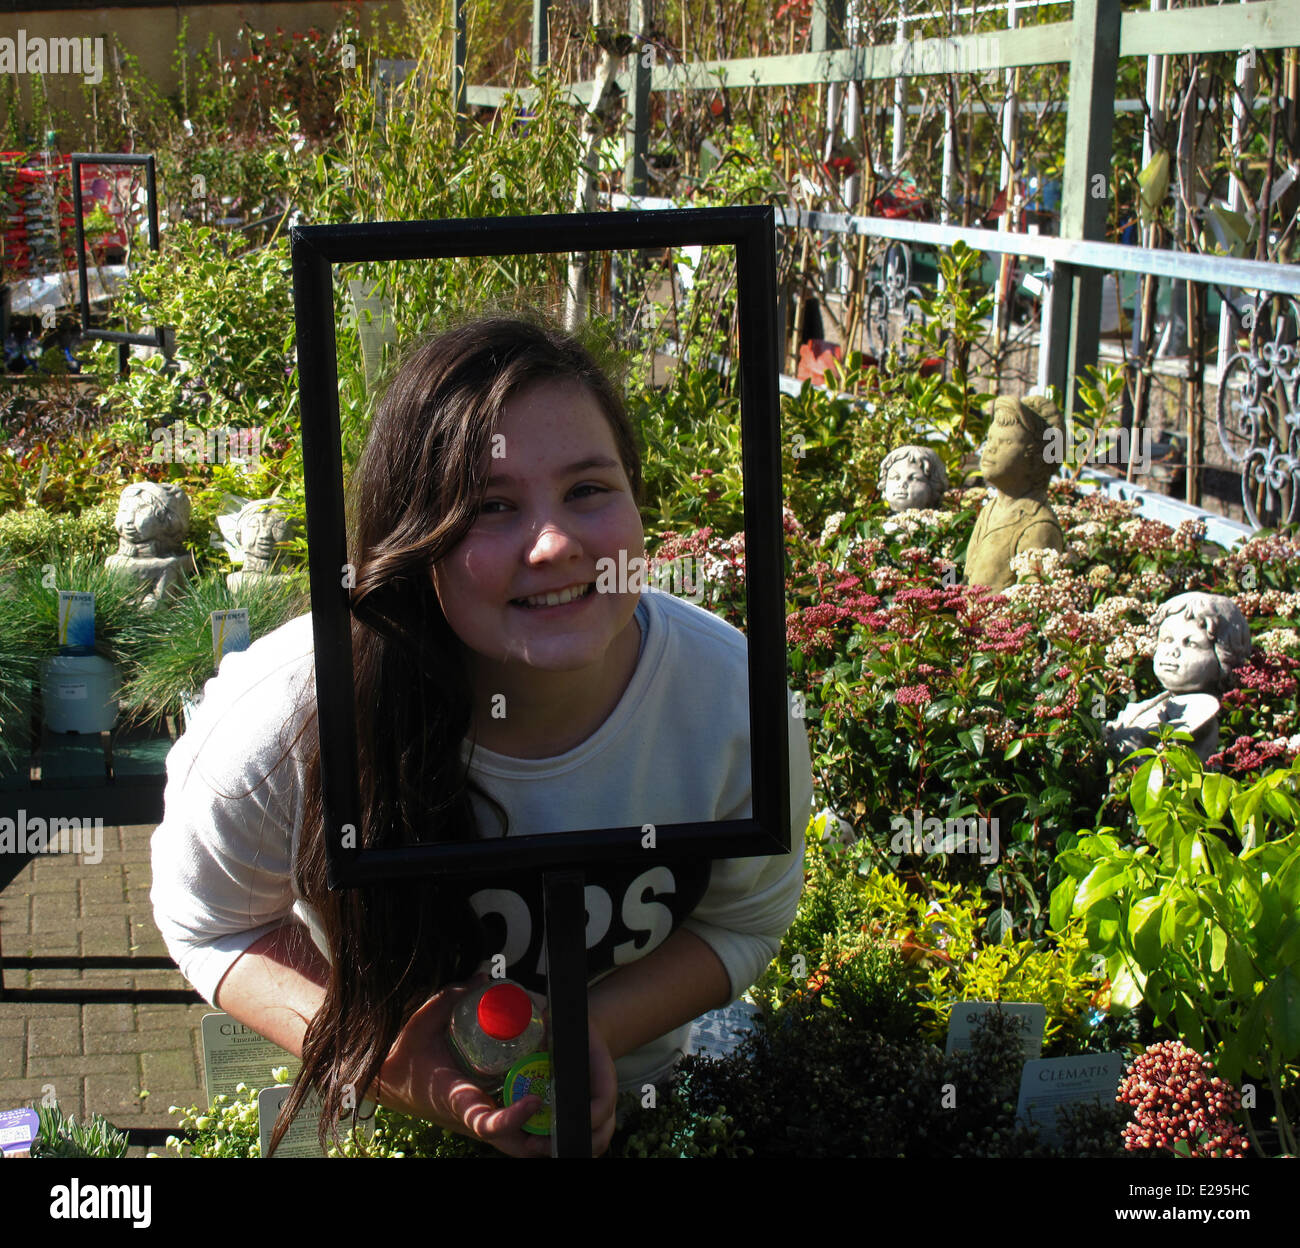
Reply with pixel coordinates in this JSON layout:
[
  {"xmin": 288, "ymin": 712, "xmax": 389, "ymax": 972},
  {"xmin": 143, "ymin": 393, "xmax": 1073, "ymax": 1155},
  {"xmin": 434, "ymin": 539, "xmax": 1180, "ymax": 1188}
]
[{"xmin": 477, "ymin": 983, "xmax": 533, "ymax": 1041}]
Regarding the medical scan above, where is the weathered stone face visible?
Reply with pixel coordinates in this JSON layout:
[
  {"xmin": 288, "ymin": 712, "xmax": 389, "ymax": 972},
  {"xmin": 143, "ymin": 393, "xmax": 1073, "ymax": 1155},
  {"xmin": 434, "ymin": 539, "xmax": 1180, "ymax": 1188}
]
[{"xmin": 963, "ymin": 397, "xmax": 1065, "ymax": 592}]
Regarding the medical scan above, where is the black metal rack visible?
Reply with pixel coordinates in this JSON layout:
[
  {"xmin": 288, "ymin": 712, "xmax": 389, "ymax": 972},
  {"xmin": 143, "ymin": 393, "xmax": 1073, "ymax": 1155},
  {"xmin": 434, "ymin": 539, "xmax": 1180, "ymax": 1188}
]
[{"xmin": 0, "ymin": 721, "xmax": 203, "ymax": 1004}]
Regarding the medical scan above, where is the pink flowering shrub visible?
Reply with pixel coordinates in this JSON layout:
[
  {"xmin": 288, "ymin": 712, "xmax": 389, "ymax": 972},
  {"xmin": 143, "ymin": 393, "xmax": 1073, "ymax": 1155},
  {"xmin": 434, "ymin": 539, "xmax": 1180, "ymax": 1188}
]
[
  {"xmin": 649, "ymin": 473, "xmax": 1300, "ymax": 943},
  {"xmin": 1117, "ymin": 1042, "xmax": 1249, "ymax": 1158}
]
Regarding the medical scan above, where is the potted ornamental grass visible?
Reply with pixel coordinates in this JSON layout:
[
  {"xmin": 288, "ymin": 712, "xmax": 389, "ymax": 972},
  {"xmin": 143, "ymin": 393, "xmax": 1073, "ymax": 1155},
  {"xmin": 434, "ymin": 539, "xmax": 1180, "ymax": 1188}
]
[
  {"xmin": 0, "ymin": 549, "xmax": 147, "ymax": 743},
  {"xmin": 116, "ymin": 567, "xmax": 310, "ymax": 729},
  {"xmin": 0, "ymin": 576, "xmax": 43, "ymax": 769}
]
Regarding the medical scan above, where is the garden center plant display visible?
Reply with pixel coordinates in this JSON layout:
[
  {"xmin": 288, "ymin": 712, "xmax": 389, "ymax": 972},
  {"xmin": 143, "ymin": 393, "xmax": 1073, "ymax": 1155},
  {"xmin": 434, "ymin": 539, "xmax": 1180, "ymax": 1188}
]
[
  {"xmin": 0, "ymin": 0, "xmax": 1292, "ymax": 1162},
  {"xmin": 142, "ymin": 471, "xmax": 1300, "ymax": 1158},
  {"xmin": 8, "ymin": 331, "xmax": 1299, "ymax": 1156}
]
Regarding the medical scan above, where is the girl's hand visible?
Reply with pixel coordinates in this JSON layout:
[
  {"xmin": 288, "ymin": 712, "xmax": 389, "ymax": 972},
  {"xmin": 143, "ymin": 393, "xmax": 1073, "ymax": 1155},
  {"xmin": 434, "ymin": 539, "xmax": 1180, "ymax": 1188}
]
[
  {"xmin": 535, "ymin": 987, "xmax": 621, "ymax": 1154},
  {"xmin": 588, "ymin": 1018, "xmax": 619, "ymax": 1157},
  {"xmin": 370, "ymin": 973, "xmax": 550, "ymax": 1159},
  {"xmin": 535, "ymin": 997, "xmax": 619, "ymax": 1156}
]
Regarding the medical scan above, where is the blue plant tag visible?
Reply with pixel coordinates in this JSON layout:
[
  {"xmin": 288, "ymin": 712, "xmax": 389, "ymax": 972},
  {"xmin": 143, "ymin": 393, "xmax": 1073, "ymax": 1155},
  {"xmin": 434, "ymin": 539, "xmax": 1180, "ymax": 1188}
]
[
  {"xmin": 0, "ymin": 1107, "xmax": 39, "ymax": 1156},
  {"xmin": 210, "ymin": 609, "xmax": 252, "ymax": 670},
  {"xmin": 57, "ymin": 591, "xmax": 95, "ymax": 649}
]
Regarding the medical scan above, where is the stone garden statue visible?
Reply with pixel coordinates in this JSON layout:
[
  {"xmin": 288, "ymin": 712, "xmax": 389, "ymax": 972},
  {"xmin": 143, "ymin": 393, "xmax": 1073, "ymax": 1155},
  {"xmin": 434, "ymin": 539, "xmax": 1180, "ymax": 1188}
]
[
  {"xmin": 105, "ymin": 481, "xmax": 194, "ymax": 609},
  {"xmin": 878, "ymin": 445, "xmax": 950, "ymax": 512},
  {"xmin": 226, "ymin": 501, "xmax": 295, "ymax": 593},
  {"xmin": 1103, "ymin": 592, "xmax": 1253, "ymax": 764},
  {"xmin": 963, "ymin": 394, "xmax": 1066, "ymax": 592}
]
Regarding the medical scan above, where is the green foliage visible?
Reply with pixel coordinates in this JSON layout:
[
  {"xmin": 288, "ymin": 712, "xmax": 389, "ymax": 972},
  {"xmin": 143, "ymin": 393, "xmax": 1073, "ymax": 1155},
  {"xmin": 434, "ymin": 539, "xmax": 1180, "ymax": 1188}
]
[
  {"xmin": 614, "ymin": 1089, "xmax": 751, "ymax": 1158},
  {"xmin": 0, "ymin": 571, "xmax": 44, "ymax": 768},
  {"xmin": 0, "ymin": 432, "xmax": 149, "ymax": 516},
  {"xmin": 32, "ymin": 1102, "xmax": 130, "ymax": 1159},
  {"xmin": 1062, "ymin": 364, "xmax": 1129, "ymax": 483},
  {"xmin": 631, "ymin": 369, "xmax": 744, "ymax": 533},
  {"xmin": 670, "ymin": 1006, "xmax": 1066, "ymax": 1158},
  {"xmin": 632, "ymin": 357, "xmax": 917, "ymax": 540},
  {"xmin": 167, "ymin": 1082, "xmax": 266, "ymax": 1158},
  {"xmin": 0, "ymin": 500, "xmax": 117, "ymax": 566},
  {"xmin": 782, "ymin": 363, "xmax": 916, "ymax": 534},
  {"xmin": 164, "ymin": 1066, "xmax": 749, "ymax": 1159},
  {"xmin": 952, "ymin": 926, "xmax": 1100, "ymax": 1055},
  {"xmin": 1053, "ymin": 744, "xmax": 1300, "ymax": 1152},
  {"xmin": 87, "ymin": 223, "xmax": 297, "ymax": 445},
  {"xmin": 313, "ymin": 39, "xmax": 585, "ymax": 461},
  {"xmin": 897, "ymin": 240, "xmax": 996, "ymax": 464},
  {"xmin": 752, "ymin": 829, "xmax": 1101, "ymax": 1054}
]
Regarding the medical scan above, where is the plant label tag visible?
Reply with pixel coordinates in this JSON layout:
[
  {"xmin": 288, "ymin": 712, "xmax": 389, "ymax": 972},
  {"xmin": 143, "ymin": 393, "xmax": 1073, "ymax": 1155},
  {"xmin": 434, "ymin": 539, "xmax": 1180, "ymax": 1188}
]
[
  {"xmin": 1015, "ymin": 1051, "xmax": 1125, "ymax": 1147},
  {"xmin": 210, "ymin": 609, "xmax": 251, "ymax": 670},
  {"xmin": 257, "ymin": 1084, "xmax": 376, "ymax": 1158},
  {"xmin": 201, "ymin": 1012, "xmax": 298, "ymax": 1107},
  {"xmin": 945, "ymin": 1001, "xmax": 1045, "ymax": 1059},
  {"xmin": 57, "ymin": 591, "xmax": 95, "ymax": 648},
  {"xmin": 0, "ymin": 1107, "xmax": 39, "ymax": 1156}
]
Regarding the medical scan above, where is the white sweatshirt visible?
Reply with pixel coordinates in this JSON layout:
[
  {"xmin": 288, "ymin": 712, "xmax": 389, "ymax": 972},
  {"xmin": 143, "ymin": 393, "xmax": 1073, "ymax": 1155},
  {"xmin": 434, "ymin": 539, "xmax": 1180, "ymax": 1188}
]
[{"xmin": 150, "ymin": 588, "xmax": 813, "ymax": 1088}]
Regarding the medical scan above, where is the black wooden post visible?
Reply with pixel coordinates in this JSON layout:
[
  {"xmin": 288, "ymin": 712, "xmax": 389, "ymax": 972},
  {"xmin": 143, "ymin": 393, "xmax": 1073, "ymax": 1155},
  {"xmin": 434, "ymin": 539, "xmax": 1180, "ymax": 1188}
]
[{"xmin": 543, "ymin": 870, "xmax": 591, "ymax": 1156}]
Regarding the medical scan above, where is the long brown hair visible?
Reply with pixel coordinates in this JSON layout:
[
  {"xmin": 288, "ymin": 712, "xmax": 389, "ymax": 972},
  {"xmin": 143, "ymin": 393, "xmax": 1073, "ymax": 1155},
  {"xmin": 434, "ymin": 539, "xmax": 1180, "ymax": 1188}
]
[{"xmin": 269, "ymin": 313, "xmax": 642, "ymax": 1155}]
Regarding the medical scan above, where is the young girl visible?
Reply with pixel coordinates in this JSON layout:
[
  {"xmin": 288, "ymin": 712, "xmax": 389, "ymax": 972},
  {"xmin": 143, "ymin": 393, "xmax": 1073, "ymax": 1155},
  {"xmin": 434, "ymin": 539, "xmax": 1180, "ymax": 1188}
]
[{"xmin": 150, "ymin": 315, "xmax": 813, "ymax": 1157}]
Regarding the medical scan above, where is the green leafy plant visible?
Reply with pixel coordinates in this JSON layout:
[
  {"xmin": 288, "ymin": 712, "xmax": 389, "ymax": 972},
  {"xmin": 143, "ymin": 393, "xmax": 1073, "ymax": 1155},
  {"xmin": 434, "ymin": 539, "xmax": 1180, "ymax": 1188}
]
[
  {"xmin": 0, "ymin": 577, "xmax": 43, "ymax": 769},
  {"xmin": 898, "ymin": 240, "xmax": 996, "ymax": 462},
  {"xmin": 88, "ymin": 223, "xmax": 297, "ymax": 445},
  {"xmin": 0, "ymin": 500, "xmax": 118, "ymax": 566},
  {"xmin": 1052, "ymin": 742, "xmax": 1300, "ymax": 1155},
  {"xmin": 671, "ymin": 1005, "xmax": 1067, "ymax": 1158},
  {"xmin": 1060, "ymin": 364, "xmax": 1129, "ymax": 484},
  {"xmin": 0, "ymin": 431, "xmax": 149, "ymax": 516},
  {"xmin": 32, "ymin": 1103, "xmax": 130, "ymax": 1159}
]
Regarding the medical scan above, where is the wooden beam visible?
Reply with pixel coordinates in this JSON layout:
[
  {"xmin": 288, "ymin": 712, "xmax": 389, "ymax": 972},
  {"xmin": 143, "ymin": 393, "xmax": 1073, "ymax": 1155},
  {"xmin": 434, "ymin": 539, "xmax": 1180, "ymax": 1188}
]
[
  {"xmin": 1044, "ymin": 0, "xmax": 1122, "ymax": 427},
  {"xmin": 811, "ymin": 0, "xmax": 846, "ymax": 55},
  {"xmin": 1120, "ymin": 0, "xmax": 1300, "ymax": 58},
  {"xmin": 625, "ymin": 0, "xmax": 650, "ymax": 196},
  {"xmin": 477, "ymin": 0, "xmax": 1299, "ymax": 96}
]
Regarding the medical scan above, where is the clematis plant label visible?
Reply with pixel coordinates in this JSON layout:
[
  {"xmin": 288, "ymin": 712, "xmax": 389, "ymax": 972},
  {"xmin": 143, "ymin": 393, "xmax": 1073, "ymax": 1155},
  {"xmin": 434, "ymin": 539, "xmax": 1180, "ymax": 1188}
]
[{"xmin": 1015, "ymin": 1052, "xmax": 1125, "ymax": 1147}]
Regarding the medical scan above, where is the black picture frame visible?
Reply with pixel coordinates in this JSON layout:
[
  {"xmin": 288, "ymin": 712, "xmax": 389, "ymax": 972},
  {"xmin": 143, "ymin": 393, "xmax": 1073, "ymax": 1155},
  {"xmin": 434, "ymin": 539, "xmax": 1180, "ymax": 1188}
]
[
  {"xmin": 70, "ymin": 153, "xmax": 165, "ymax": 350},
  {"xmin": 290, "ymin": 206, "xmax": 791, "ymax": 891}
]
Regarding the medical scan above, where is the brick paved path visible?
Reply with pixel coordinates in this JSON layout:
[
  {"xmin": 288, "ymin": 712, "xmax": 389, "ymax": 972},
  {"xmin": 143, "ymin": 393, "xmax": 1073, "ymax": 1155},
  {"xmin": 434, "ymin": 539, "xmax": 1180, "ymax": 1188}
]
[{"xmin": 0, "ymin": 822, "xmax": 210, "ymax": 1158}]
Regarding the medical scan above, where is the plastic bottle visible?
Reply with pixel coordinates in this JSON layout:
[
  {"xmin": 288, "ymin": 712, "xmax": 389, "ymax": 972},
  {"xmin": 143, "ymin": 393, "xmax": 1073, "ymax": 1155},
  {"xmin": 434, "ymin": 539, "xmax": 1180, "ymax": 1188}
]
[{"xmin": 448, "ymin": 980, "xmax": 545, "ymax": 1084}]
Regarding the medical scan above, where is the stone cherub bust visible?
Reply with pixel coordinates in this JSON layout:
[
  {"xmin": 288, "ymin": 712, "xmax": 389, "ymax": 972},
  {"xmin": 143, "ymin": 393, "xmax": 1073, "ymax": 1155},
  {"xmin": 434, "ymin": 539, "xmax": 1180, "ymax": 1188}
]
[
  {"xmin": 963, "ymin": 394, "xmax": 1066, "ymax": 592},
  {"xmin": 878, "ymin": 445, "xmax": 950, "ymax": 513},
  {"xmin": 105, "ymin": 481, "xmax": 194, "ymax": 609},
  {"xmin": 1103, "ymin": 592, "xmax": 1253, "ymax": 764},
  {"xmin": 226, "ymin": 501, "xmax": 295, "ymax": 593}
]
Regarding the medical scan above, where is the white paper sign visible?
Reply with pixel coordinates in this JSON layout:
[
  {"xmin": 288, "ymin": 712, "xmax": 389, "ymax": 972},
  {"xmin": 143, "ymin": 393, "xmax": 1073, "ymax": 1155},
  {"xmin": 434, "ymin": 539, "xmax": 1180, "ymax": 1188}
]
[
  {"xmin": 201, "ymin": 1012, "xmax": 297, "ymax": 1107},
  {"xmin": 945, "ymin": 1001, "xmax": 1046, "ymax": 1060},
  {"xmin": 1015, "ymin": 1051, "xmax": 1126, "ymax": 1147},
  {"xmin": 257, "ymin": 1085, "xmax": 376, "ymax": 1158}
]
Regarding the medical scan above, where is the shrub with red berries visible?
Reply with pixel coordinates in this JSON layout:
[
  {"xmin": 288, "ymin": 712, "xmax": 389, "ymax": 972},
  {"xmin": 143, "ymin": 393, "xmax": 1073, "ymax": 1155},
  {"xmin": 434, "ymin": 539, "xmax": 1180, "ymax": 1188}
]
[{"xmin": 1117, "ymin": 1041, "xmax": 1249, "ymax": 1158}]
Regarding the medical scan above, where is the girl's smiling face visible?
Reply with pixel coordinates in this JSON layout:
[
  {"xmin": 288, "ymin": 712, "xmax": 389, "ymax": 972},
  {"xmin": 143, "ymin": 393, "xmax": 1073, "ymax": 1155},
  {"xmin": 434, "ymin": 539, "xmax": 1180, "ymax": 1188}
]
[{"xmin": 431, "ymin": 377, "xmax": 645, "ymax": 679}]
